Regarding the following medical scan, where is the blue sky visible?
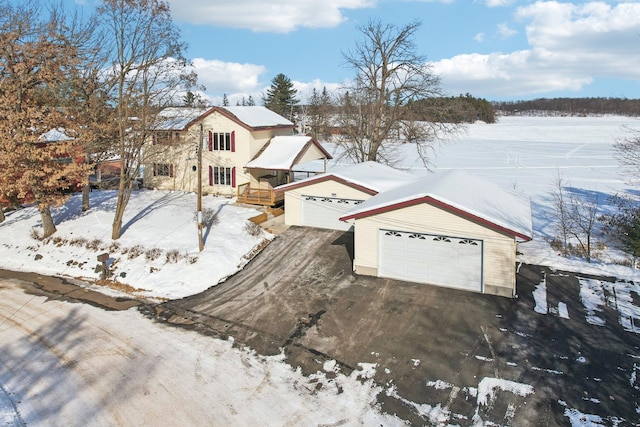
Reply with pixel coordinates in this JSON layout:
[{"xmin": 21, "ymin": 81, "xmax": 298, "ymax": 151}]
[{"xmin": 70, "ymin": 0, "xmax": 640, "ymax": 105}]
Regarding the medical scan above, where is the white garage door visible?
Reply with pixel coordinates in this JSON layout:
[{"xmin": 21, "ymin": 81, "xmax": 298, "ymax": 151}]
[
  {"xmin": 379, "ymin": 229, "xmax": 483, "ymax": 292},
  {"xmin": 301, "ymin": 195, "xmax": 364, "ymax": 231}
]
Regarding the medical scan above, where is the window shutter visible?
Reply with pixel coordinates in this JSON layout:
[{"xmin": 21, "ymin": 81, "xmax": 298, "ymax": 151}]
[
  {"xmin": 208, "ymin": 131, "xmax": 213, "ymax": 151},
  {"xmin": 169, "ymin": 164, "xmax": 174, "ymax": 178},
  {"xmin": 153, "ymin": 163, "xmax": 157, "ymax": 176},
  {"xmin": 231, "ymin": 131, "xmax": 235, "ymax": 152},
  {"xmin": 232, "ymin": 166, "xmax": 236, "ymax": 188},
  {"xmin": 208, "ymin": 166, "xmax": 213, "ymax": 186}
]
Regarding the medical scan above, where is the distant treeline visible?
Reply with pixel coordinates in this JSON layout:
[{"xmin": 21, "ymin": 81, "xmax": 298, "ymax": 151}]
[
  {"xmin": 406, "ymin": 94, "xmax": 496, "ymax": 124},
  {"xmin": 492, "ymin": 97, "xmax": 640, "ymax": 117}
]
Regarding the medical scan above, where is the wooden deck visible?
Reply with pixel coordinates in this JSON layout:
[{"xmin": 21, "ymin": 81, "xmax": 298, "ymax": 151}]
[{"xmin": 237, "ymin": 183, "xmax": 283, "ymax": 206}]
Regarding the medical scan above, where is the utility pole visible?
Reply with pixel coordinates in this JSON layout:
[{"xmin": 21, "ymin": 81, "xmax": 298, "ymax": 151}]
[{"xmin": 197, "ymin": 123, "xmax": 204, "ymax": 251}]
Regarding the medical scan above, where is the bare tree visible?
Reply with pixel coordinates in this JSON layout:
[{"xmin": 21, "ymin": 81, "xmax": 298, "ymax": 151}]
[
  {"xmin": 567, "ymin": 190, "xmax": 599, "ymax": 263},
  {"xmin": 552, "ymin": 172, "xmax": 572, "ymax": 256},
  {"xmin": 614, "ymin": 125, "xmax": 640, "ymax": 186},
  {"xmin": 551, "ymin": 173, "xmax": 599, "ymax": 263},
  {"xmin": 0, "ymin": 1, "xmax": 92, "ymax": 237},
  {"xmin": 98, "ymin": 0, "xmax": 197, "ymax": 240},
  {"xmin": 338, "ymin": 19, "xmax": 458, "ymax": 167}
]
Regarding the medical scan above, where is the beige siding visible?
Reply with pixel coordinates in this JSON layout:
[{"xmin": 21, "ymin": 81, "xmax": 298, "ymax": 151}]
[
  {"xmin": 297, "ymin": 144, "xmax": 328, "ymax": 165},
  {"xmin": 144, "ymin": 110, "xmax": 292, "ymax": 196},
  {"xmin": 353, "ymin": 202, "xmax": 517, "ymax": 296},
  {"xmin": 284, "ymin": 180, "xmax": 372, "ymax": 227}
]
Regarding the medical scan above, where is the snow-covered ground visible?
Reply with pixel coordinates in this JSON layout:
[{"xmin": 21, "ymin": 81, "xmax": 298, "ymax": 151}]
[
  {"xmin": 0, "ymin": 190, "xmax": 271, "ymax": 300},
  {"xmin": 2, "ymin": 115, "xmax": 638, "ymax": 301},
  {"xmin": 2, "ymin": 115, "xmax": 640, "ymax": 426}
]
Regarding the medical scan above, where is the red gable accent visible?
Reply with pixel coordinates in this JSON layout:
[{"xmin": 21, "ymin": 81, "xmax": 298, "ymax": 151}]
[
  {"xmin": 275, "ymin": 174, "xmax": 377, "ymax": 195},
  {"xmin": 341, "ymin": 196, "xmax": 532, "ymax": 242}
]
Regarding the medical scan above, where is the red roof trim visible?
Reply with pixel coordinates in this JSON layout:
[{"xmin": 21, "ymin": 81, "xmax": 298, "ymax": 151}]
[
  {"xmin": 275, "ymin": 174, "xmax": 377, "ymax": 195},
  {"xmin": 341, "ymin": 196, "xmax": 532, "ymax": 241}
]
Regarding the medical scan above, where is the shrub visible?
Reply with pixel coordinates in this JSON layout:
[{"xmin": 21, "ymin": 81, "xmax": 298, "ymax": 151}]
[
  {"xmin": 145, "ymin": 248, "xmax": 162, "ymax": 261},
  {"xmin": 244, "ymin": 221, "xmax": 263, "ymax": 237},
  {"xmin": 126, "ymin": 245, "xmax": 144, "ymax": 259},
  {"xmin": 70, "ymin": 237, "xmax": 88, "ymax": 247},
  {"xmin": 165, "ymin": 249, "xmax": 181, "ymax": 264},
  {"xmin": 87, "ymin": 238, "xmax": 103, "ymax": 250}
]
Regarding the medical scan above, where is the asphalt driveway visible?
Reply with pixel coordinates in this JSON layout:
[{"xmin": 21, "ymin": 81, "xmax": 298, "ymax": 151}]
[{"xmin": 161, "ymin": 226, "xmax": 640, "ymax": 426}]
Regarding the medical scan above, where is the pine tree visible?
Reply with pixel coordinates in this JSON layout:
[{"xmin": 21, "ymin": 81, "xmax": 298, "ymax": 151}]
[
  {"xmin": 263, "ymin": 73, "xmax": 299, "ymax": 121},
  {"xmin": 222, "ymin": 93, "xmax": 229, "ymax": 106}
]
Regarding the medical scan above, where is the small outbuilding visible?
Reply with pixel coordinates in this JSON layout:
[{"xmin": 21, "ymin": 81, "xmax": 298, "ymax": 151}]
[
  {"xmin": 339, "ymin": 170, "xmax": 533, "ymax": 297},
  {"xmin": 276, "ymin": 161, "xmax": 417, "ymax": 231}
]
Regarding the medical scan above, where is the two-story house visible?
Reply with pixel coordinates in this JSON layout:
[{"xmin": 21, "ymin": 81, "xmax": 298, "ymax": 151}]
[{"xmin": 144, "ymin": 106, "xmax": 332, "ymax": 206}]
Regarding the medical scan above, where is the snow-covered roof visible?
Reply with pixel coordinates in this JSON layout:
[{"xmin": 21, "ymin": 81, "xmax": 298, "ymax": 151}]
[
  {"xmin": 221, "ymin": 106, "xmax": 293, "ymax": 128},
  {"xmin": 340, "ymin": 169, "xmax": 533, "ymax": 241},
  {"xmin": 39, "ymin": 128, "xmax": 73, "ymax": 142},
  {"xmin": 276, "ymin": 161, "xmax": 418, "ymax": 194},
  {"xmin": 153, "ymin": 106, "xmax": 293, "ymax": 131},
  {"xmin": 245, "ymin": 136, "xmax": 330, "ymax": 170},
  {"xmin": 153, "ymin": 107, "xmax": 208, "ymax": 131}
]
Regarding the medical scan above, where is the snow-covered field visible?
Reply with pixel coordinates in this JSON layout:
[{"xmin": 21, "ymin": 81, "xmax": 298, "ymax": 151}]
[{"xmin": 2, "ymin": 115, "xmax": 640, "ymax": 426}]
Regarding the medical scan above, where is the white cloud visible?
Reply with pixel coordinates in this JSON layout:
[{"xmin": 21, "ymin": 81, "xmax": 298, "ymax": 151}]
[
  {"xmin": 474, "ymin": 32, "xmax": 485, "ymax": 43},
  {"xmin": 484, "ymin": 0, "xmax": 514, "ymax": 6},
  {"xmin": 292, "ymin": 79, "xmax": 344, "ymax": 104},
  {"xmin": 192, "ymin": 58, "xmax": 271, "ymax": 104},
  {"xmin": 168, "ymin": 0, "xmax": 376, "ymax": 33},
  {"xmin": 497, "ymin": 23, "xmax": 516, "ymax": 39},
  {"xmin": 434, "ymin": 1, "xmax": 640, "ymax": 98}
]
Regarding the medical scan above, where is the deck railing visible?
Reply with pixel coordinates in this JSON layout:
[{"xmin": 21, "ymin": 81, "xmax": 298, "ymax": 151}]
[{"xmin": 237, "ymin": 183, "xmax": 284, "ymax": 206}]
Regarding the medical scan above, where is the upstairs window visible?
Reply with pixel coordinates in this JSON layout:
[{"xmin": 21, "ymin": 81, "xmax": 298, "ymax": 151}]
[{"xmin": 208, "ymin": 131, "xmax": 235, "ymax": 152}]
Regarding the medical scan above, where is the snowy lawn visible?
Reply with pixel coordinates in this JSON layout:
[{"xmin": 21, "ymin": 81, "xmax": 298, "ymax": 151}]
[{"xmin": 0, "ymin": 190, "xmax": 270, "ymax": 300}]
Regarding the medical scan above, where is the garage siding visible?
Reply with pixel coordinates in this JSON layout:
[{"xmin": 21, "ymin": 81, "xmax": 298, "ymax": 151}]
[
  {"xmin": 353, "ymin": 202, "xmax": 517, "ymax": 296},
  {"xmin": 284, "ymin": 180, "xmax": 372, "ymax": 227}
]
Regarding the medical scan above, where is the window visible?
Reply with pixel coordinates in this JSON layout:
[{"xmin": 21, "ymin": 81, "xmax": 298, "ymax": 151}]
[
  {"xmin": 209, "ymin": 166, "xmax": 235, "ymax": 187},
  {"xmin": 208, "ymin": 131, "xmax": 235, "ymax": 152},
  {"xmin": 152, "ymin": 131, "xmax": 178, "ymax": 145},
  {"xmin": 153, "ymin": 163, "xmax": 173, "ymax": 177}
]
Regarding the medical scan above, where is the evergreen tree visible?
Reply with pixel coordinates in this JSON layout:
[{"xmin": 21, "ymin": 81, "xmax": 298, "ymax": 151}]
[
  {"xmin": 263, "ymin": 73, "xmax": 299, "ymax": 121},
  {"xmin": 247, "ymin": 95, "xmax": 255, "ymax": 106},
  {"xmin": 183, "ymin": 91, "xmax": 196, "ymax": 107},
  {"xmin": 308, "ymin": 87, "xmax": 333, "ymax": 139},
  {"xmin": 222, "ymin": 93, "xmax": 229, "ymax": 106}
]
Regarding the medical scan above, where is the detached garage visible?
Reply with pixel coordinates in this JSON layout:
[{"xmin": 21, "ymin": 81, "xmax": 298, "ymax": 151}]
[
  {"xmin": 340, "ymin": 170, "xmax": 532, "ymax": 297},
  {"xmin": 276, "ymin": 162, "xmax": 416, "ymax": 231}
]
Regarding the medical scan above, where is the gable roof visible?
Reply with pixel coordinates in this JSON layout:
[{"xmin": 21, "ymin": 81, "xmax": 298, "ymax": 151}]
[
  {"xmin": 340, "ymin": 169, "xmax": 533, "ymax": 241},
  {"xmin": 276, "ymin": 161, "xmax": 418, "ymax": 195},
  {"xmin": 153, "ymin": 107, "xmax": 209, "ymax": 131},
  {"xmin": 245, "ymin": 136, "xmax": 332, "ymax": 171},
  {"xmin": 220, "ymin": 106, "xmax": 293, "ymax": 129},
  {"xmin": 152, "ymin": 106, "xmax": 293, "ymax": 132}
]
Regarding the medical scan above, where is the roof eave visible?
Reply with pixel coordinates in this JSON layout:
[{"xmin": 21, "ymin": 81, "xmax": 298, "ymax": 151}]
[
  {"xmin": 275, "ymin": 174, "xmax": 378, "ymax": 195},
  {"xmin": 340, "ymin": 195, "xmax": 533, "ymax": 241}
]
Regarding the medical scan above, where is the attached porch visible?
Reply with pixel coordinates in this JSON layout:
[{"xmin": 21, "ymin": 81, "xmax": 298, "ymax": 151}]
[{"xmin": 238, "ymin": 135, "xmax": 332, "ymax": 206}]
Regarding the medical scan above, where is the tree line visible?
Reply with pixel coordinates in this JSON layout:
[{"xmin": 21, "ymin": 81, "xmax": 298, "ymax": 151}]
[{"xmin": 494, "ymin": 97, "xmax": 640, "ymax": 116}]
